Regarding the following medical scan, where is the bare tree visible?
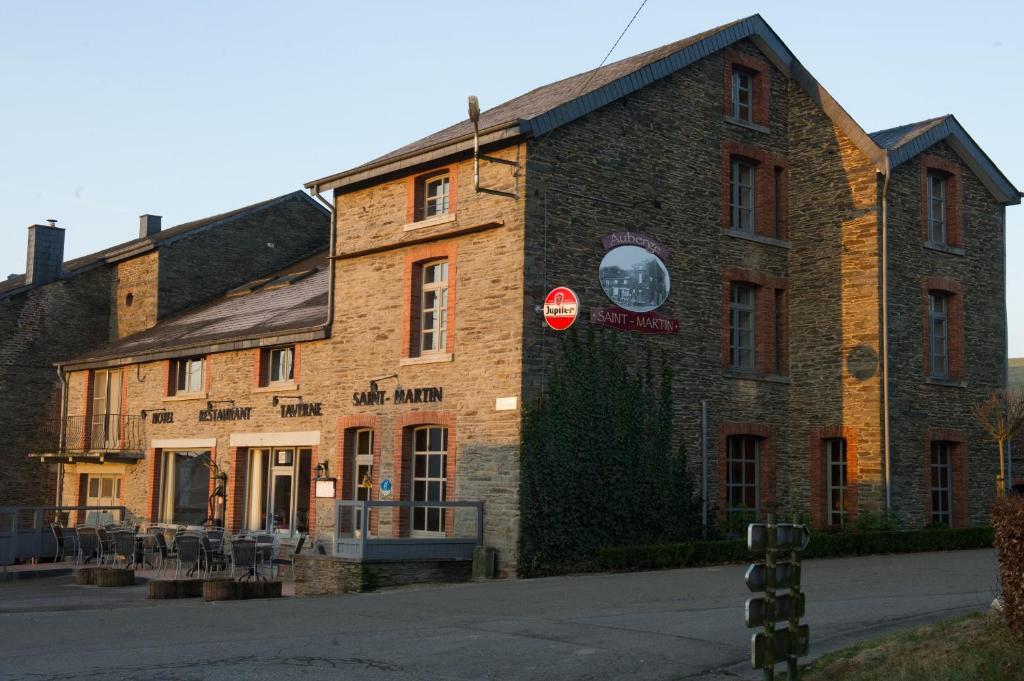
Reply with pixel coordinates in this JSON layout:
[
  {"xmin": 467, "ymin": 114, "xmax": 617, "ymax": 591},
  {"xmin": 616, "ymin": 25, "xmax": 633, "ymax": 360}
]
[{"xmin": 973, "ymin": 388, "xmax": 1024, "ymax": 496}]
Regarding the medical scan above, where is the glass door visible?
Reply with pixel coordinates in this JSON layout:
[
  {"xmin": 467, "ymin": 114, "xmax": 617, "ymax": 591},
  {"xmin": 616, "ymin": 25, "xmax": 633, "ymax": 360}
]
[
  {"xmin": 86, "ymin": 474, "xmax": 121, "ymax": 506},
  {"xmin": 412, "ymin": 426, "xmax": 447, "ymax": 536},
  {"xmin": 269, "ymin": 449, "xmax": 294, "ymax": 533},
  {"xmin": 90, "ymin": 370, "xmax": 122, "ymax": 449},
  {"xmin": 353, "ymin": 429, "xmax": 373, "ymax": 538},
  {"xmin": 249, "ymin": 448, "xmax": 311, "ymax": 537}
]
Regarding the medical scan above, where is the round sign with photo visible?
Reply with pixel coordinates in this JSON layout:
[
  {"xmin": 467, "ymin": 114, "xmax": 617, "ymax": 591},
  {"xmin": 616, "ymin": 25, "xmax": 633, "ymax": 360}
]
[
  {"xmin": 598, "ymin": 245, "xmax": 670, "ymax": 313},
  {"xmin": 543, "ymin": 287, "xmax": 579, "ymax": 331}
]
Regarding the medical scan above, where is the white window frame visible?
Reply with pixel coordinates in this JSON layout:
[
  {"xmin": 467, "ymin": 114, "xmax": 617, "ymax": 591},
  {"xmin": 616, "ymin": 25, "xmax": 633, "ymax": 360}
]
[
  {"xmin": 267, "ymin": 346, "xmax": 294, "ymax": 384},
  {"xmin": 825, "ymin": 438, "xmax": 848, "ymax": 527},
  {"xmin": 726, "ymin": 435, "xmax": 759, "ymax": 515},
  {"xmin": 422, "ymin": 174, "xmax": 450, "ymax": 219},
  {"xmin": 86, "ymin": 474, "xmax": 122, "ymax": 507},
  {"xmin": 930, "ymin": 442, "xmax": 953, "ymax": 526},
  {"xmin": 731, "ymin": 68, "xmax": 752, "ymax": 121},
  {"xmin": 419, "ymin": 260, "xmax": 448, "ymax": 354},
  {"xmin": 411, "ymin": 425, "xmax": 448, "ymax": 536},
  {"xmin": 927, "ymin": 171, "xmax": 947, "ymax": 245},
  {"xmin": 353, "ymin": 429, "xmax": 374, "ymax": 537},
  {"xmin": 730, "ymin": 158, "xmax": 756, "ymax": 232},
  {"xmin": 173, "ymin": 356, "xmax": 205, "ymax": 394},
  {"xmin": 90, "ymin": 369, "xmax": 122, "ymax": 450},
  {"xmin": 929, "ymin": 292, "xmax": 949, "ymax": 379},
  {"xmin": 160, "ymin": 450, "xmax": 211, "ymax": 525},
  {"xmin": 730, "ymin": 283, "xmax": 756, "ymax": 371}
]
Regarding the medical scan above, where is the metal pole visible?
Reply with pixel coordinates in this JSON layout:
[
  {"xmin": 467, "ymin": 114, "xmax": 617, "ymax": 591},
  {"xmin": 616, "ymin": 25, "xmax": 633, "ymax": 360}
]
[
  {"xmin": 764, "ymin": 512, "xmax": 776, "ymax": 681},
  {"xmin": 701, "ymin": 400, "xmax": 709, "ymax": 539},
  {"xmin": 787, "ymin": 516, "xmax": 802, "ymax": 680}
]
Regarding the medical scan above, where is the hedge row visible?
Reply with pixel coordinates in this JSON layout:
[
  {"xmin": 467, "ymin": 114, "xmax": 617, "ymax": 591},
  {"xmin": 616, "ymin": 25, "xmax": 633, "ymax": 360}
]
[
  {"xmin": 992, "ymin": 496, "xmax": 1024, "ymax": 640},
  {"xmin": 597, "ymin": 526, "xmax": 994, "ymax": 572}
]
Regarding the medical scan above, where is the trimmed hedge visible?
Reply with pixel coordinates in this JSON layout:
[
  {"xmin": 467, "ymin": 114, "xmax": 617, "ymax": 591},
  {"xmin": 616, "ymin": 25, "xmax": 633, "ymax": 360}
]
[
  {"xmin": 598, "ymin": 526, "xmax": 994, "ymax": 572},
  {"xmin": 992, "ymin": 496, "xmax": 1024, "ymax": 639}
]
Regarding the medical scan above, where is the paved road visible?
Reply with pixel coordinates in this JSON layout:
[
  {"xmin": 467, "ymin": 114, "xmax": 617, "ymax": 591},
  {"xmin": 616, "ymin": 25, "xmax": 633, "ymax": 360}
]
[{"xmin": 0, "ymin": 549, "xmax": 999, "ymax": 681}]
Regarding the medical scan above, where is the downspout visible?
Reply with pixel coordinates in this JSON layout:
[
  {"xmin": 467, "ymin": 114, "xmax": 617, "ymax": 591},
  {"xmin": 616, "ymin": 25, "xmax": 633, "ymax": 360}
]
[
  {"xmin": 310, "ymin": 189, "xmax": 337, "ymax": 337},
  {"xmin": 701, "ymin": 399, "xmax": 709, "ymax": 539},
  {"xmin": 55, "ymin": 364, "xmax": 69, "ymax": 507},
  {"xmin": 880, "ymin": 159, "xmax": 892, "ymax": 513}
]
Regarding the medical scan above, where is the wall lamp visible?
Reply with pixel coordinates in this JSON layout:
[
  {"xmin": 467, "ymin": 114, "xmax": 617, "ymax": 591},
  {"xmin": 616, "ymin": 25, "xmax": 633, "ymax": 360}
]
[
  {"xmin": 140, "ymin": 407, "xmax": 167, "ymax": 417},
  {"xmin": 206, "ymin": 399, "xmax": 235, "ymax": 410},
  {"xmin": 272, "ymin": 395, "xmax": 303, "ymax": 407}
]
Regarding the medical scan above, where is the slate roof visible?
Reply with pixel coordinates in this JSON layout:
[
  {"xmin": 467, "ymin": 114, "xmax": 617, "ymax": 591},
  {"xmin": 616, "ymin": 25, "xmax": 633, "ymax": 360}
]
[
  {"xmin": 870, "ymin": 117, "xmax": 949, "ymax": 150},
  {"xmin": 1010, "ymin": 358, "xmax": 1024, "ymax": 389},
  {"xmin": 62, "ymin": 252, "xmax": 329, "ymax": 368},
  {"xmin": 0, "ymin": 191, "xmax": 327, "ymax": 297}
]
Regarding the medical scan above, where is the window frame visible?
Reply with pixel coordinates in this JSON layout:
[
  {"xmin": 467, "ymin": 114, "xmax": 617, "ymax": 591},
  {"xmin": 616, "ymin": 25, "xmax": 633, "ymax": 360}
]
[
  {"xmin": 730, "ymin": 283, "xmax": 756, "ymax": 372},
  {"xmin": 926, "ymin": 171, "xmax": 947, "ymax": 246},
  {"xmin": 266, "ymin": 346, "xmax": 295, "ymax": 384},
  {"xmin": 159, "ymin": 450, "xmax": 211, "ymax": 525},
  {"xmin": 730, "ymin": 158, "xmax": 757, "ymax": 233},
  {"xmin": 422, "ymin": 173, "xmax": 450, "ymax": 220},
  {"xmin": 731, "ymin": 68, "xmax": 753, "ymax": 122},
  {"xmin": 929, "ymin": 441, "xmax": 953, "ymax": 527},
  {"xmin": 411, "ymin": 425, "xmax": 448, "ymax": 536},
  {"xmin": 726, "ymin": 435, "xmax": 760, "ymax": 515},
  {"xmin": 418, "ymin": 259, "xmax": 449, "ymax": 355},
  {"xmin": 928, "ymin": 291, "xmax": 949, "ymax": 379},
  {"xmin": 170, "ymin": 356, "xmax": 205, "ymax": 395},
  {"xmin": 825, "ymin": 438, "xmax": 848, "ymax": 528}
]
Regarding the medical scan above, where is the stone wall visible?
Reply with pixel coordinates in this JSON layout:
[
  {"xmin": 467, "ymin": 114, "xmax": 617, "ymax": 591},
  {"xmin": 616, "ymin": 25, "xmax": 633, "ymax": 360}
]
[{"xmin": 293, "ymin": 554, "xmax": 471, "ymax": 595}]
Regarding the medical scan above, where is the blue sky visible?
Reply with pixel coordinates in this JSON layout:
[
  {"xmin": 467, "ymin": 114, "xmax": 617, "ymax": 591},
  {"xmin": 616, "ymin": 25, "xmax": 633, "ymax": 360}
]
[{"xmin": 2, "ymin": 1, "xmax": 1021, "ymax": 353}]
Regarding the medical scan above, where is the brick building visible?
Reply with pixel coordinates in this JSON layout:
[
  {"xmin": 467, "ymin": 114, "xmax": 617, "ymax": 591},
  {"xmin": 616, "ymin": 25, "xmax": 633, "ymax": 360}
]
[
  {"xmin": 29, "ymin": 15, "xmax": 1020, "ymax": 575},
  {"xmin": 2, "ymin": 192, "xmax": 329, "ymax": 507}
]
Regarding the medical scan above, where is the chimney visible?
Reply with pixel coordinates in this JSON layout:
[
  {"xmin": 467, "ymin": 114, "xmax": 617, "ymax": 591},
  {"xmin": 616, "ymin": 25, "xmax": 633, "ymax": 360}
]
[
  {"xmin": 139, "ymin": 214, "xmax": 162, "ymax": 238},
  {"xmin": 25, "ymin": 220, "xmax": 65, "ymax": 287}
]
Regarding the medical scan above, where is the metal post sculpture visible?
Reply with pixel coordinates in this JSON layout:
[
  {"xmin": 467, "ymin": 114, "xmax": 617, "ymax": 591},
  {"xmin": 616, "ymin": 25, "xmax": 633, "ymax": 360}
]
[{"xmin": 745, "ymin": 513, "xmax": 810, "ymax": 680}]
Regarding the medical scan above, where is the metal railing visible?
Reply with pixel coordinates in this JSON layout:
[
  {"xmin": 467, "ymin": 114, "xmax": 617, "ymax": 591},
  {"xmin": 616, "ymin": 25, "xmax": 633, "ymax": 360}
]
[
  {"xmin": 0, "ymin": 506, "xmax": 127, "ymax": 566},
  {"xmin": 333, "ymin": 500, "xmax": 484, "ymax": 561},
  {"xmin": 35, "ymin": 414, "xmax": 146, "ymax": 453}
]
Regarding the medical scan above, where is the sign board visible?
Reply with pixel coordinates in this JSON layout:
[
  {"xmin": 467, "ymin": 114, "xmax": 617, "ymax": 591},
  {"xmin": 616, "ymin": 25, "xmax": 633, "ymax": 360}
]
[
  {"xmin": 751, "ymin": 625, "xmax": 810, "ymax": 668},
  {"xmin": 745, "ymin": 592, "xmax": 806, "ymax": 628},
  {"xmin": 748, "ymin": 523, "xmax": 767, "ymax": 552},
  {"xmin": 747, "ymin": 523, "xmax": 811, "ymax": 552},
  {"xmin": 379, "ymin": 479, "xmax": 393, "ymax": 497},
  {"xmin": 744, "ymin": 561, "xmax": 797, "ymax": 592},
  {"xmin": 543, "ymin": 287, "xmax": 579, "ymax": 331},
  {"xmin": 589, "ymin": 307, "xmax": 680, "ymax": 334},
  {"xmin": 314, "ymin": 479, "xmax": 337, "ymax": 498}
]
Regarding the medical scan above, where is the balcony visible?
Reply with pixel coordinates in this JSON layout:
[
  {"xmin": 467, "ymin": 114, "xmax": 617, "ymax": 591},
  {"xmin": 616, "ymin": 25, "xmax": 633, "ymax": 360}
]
[{"xmin": 28, "ymin": 414, "xmax": 147, "ymax": 463}]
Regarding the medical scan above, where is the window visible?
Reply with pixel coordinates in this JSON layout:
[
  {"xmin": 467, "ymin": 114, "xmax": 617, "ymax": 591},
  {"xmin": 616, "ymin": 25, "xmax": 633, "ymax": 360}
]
[
  {"xmin": 90, "ymin": 369, "xmax": 122, "ymax": 449},
  {"xmin": 353, "ymin": 429, "xmax": 373, "ymax": 537},
  {"xmin": 731, "ymin": 69, "xmax": 753, "ymax": 121},
  {"xmin": 86, "ymin": 474, "xmax": 121, "ymax": 507},
  {"xmin": 825, "ymin": 438, "xmax": 848, "ymax": 527},
  {"xmin": 929, "ymin": 292, "xmax": 949, "ymax": 379},
  {"xmin": 726, "ymin": 436, "xmax": 759, "ymax": 514},
  {"xmin": 927, "ymin": 172, "xmax": 947, "ymax": 245},
  {"xmin": 266, "ymin": 346, "xmax": 294, "ymax": 384},
  {"xmin": 412, "ymin": 426, "xmax": 448, "ymax": 535},
  {"xmin": 160, "ymin": 451, "xmax": 211, "ymax": 525},
  {"xmin": 419, "ymin": 260, "xmax": 449, "ymax": 354},
  {"xmin": 930, "ymin": 442, "xmax": 953, "ymax": 526},
  {"xmin": 170, "ymin": 356, "xmax": 204, "ymax": 395},
  {"xmin": 730, "ymin": 159, "xmax": 756, "ymax": 232},
  {"xmin": 730, "ymin": 283, "xmax": 756, "ymax": 371},
  {"xmin": 243, "ymin": 447, "xmax": 311, "ymax": 535},
  {"xmin": 423, "ymin": 174, "xmax": 450, "ymax": 219}
]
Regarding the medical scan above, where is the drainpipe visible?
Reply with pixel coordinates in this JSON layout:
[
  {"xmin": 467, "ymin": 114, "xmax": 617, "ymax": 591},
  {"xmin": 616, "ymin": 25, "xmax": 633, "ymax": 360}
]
[
  {"xmin": 310, "ymin": 189, "xmax": 337, "ymax": 337},
  {"xmin": 701, "ymin": 399, "xmax": 709, "ymax": 538},
  {"xmin": 880, "ymin": 159, "xmax": 892, "ymax": 513},
  {"xmin": 55, "ymin": 364, "xmax": 69, "ymax": 507}
]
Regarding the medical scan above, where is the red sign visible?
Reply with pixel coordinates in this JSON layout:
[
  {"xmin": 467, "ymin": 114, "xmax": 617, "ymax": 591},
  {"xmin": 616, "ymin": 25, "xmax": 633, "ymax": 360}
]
[
  {"xmin": 543, "ymin": 287, "xmax": 579, "ymax": 331},
  {"xmin": 590, "ymin": 307, "xmax": 679, "ymax": 334}
]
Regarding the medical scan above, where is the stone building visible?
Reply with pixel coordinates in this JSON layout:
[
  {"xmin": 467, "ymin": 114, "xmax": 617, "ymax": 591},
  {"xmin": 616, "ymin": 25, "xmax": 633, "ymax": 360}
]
[
  {"xmin": 2, "ymin": 192, "xmax": 329, "ymax": 507},
  {"xmin": 30, "ymin": 15, "xmax": 1020, "ymax": 575}
]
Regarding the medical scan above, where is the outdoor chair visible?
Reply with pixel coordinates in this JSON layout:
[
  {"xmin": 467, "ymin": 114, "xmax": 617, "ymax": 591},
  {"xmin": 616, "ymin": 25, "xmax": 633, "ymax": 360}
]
[
  {"xmin": 174, "ymin": 534, "xmax": 202, "ymax": 579},
  {"xmin": 200, "ymin": 535, "xmax": 227, "ymax": 578},
  {"xmin": 51, "ymin": 523, "xmax": 65, "ymax": 562},
  {"xmin": 112, "ymin": 531, "xmax": 137, "ymax": 568},
  {"xmin": 230, "ymin": 539, "xmax": 258, "ymax": 580},
  {"xmin": 271, "ymin": 535, "xmax": 305, "ymax": 580},
  {"xmin": 150, "ymin": 531, "xmax": 175, "ymax": 575},
  {"xmin": 96, "ymin": 528, "xmax": 115, "ymax": 565},
  {"xmin": 62, "ymin": 527, "xmax": 80, "ymax": 563},
  {"xmin": 77, "ymin": 527, "xmax": 99, "ymax": 565}
]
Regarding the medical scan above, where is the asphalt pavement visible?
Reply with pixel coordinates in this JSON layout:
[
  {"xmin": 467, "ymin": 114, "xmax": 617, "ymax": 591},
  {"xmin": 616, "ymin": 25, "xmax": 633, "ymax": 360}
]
[{"xmin": 0, "ymin": 549, "xmax": 1000, "ymax": 681}]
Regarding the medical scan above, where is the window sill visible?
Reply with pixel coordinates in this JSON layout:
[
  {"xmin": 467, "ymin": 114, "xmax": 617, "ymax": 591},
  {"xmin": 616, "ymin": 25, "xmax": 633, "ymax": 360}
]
[
  {"xmin": 252, "ymin": 383, "xmax": 299, "ymax": 393},
  {"xmin": 926, "ymin": 377, "xmax": 967, "ymax": 388},
  {"xmin": 399, "ymin": 352, "xmax": 454, "ymax": 367},
  {"xmin": 725, "ymin": 116, "xmax": 770, "ymax": 134},
  {"xmin": 724, "ymin": 229, "xmax": 791, "ymax": 249},
  {"xmin": 924, "ymin": 242, "xmax": 965, "ymax": 257},
  {"xmin": 724, "ymin": 371, "xmax": 790, "ymax": 384},
  {"xmin": 402, "ymin": 213, "xmax": 456, "ymax": 232},
  {"xmin": 162, "ymin": 392, "xmax": 209, "ymax": 402}
]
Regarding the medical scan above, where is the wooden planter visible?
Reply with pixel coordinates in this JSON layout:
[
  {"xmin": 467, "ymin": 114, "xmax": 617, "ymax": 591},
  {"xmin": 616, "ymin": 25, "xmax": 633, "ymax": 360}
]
[
  {"xmin": 201, "ymin": 578, "xmax": 238, "ymax": 602},
  {"xmin": 201, "ymin": 579, "xmax": 283, "ymax": 601},
  {"xmin": 74, "ymin": 567, "xmax": 104, "ymax": 585},
  {"xmin": 147, "ymin": 579, "xmax": 203, "ymax": 599},
  {"xmin": 95, "ymin": 568, "xmax": 135, "ymax": 587}
]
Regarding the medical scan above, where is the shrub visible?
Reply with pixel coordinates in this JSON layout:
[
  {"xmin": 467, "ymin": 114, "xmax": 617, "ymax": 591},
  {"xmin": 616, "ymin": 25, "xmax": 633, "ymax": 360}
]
[
  {"xmin": 992, "ymin": 496, "xmax": 1024, "ymax": 639},
  {"xmin": 597, "ymin": 526, "xmax": 993, "ymax": 572}
]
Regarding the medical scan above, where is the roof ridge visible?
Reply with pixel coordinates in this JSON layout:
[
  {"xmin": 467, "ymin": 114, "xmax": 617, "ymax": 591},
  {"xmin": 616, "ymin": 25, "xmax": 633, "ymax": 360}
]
[{"xmin": 869, "ymin": 115, "xmax": 949, "ymax": 137}]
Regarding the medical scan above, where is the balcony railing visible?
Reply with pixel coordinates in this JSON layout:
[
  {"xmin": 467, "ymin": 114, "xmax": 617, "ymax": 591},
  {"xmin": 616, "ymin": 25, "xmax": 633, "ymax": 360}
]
[{"xmin": 33, "ymin": 414, "xmax": 147, "ymax": 455}]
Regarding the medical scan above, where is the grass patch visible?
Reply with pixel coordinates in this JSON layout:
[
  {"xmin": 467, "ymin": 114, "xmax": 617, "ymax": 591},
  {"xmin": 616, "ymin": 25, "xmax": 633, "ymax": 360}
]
[{"xmin": 782, "ymin": 612, "xmax": 1023, "ymax": 681}]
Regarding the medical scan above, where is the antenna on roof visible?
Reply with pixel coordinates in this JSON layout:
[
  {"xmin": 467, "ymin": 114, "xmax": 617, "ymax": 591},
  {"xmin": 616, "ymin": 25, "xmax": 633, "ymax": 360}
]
[{"xmin": 468, "ymin": 95, "xmax": 518, "ymax": 200}]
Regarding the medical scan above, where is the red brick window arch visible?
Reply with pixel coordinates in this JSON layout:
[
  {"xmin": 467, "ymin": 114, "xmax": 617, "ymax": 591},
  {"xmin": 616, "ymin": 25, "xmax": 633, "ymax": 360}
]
[
  {"xmin": 393, "ymin": 412, "xmax": 457, "ymax": 537},
  {"xmin": 338, "ymin": 415, "xmax": 381, "ymax": 536},
  {"xmin": 922, "ymin": 277, "xmax": 964, "ymax": 381},
  {"xmin": 723, "ymin": 48, "xmax": 770, "ymax": 126},
  {"xmin": 402, "ymin": 243, "xmax": 457, "ymax": 359},
  {"xmin": 721, "ymin": 268, "xmax": 788, "ymax": 376},
  {"xmin": 721, "ymin": 143, "xmax": 787, "ymax": 240},
  {"xmin": 718, "ymin": 422, "xmax": 776, "ymax": 519},
  {"xmin": 923, "ymin": 429, "xmax": 968, "ymax": 528},
  {"xmin": 809, "ymin": 427, "xmax": 859, "ymax": 529},
  {"xmin": 920, "ymin": 155, "xmax": 962, "ymax": 248}
]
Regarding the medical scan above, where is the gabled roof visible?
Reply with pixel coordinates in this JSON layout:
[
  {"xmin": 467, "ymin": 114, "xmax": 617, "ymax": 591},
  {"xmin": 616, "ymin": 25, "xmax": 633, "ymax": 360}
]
[
  {"xmin": 0, "ymin": 190, "xmax": 329, "ymax": 298},
  {"xmin": 871, "ymin": 115, "xmax": 1020, "ymax": 204},
  {"xmin": 61, "ymin": 252, "xmax": 329, "ymax": 370},
  {"xmin": 305, "ymin": 14, "xmax": 1020, "ymax": 206}
]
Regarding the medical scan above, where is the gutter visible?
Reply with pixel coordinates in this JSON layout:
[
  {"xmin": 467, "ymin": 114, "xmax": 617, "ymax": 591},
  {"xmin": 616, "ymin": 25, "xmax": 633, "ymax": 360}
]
[
  {"xmin": 310, "ymin": 190, "xmax": 336, "ymax": 339},
  {"xmin": 880, "ymin": 157, "xmax": 892, "ymax": 512}
]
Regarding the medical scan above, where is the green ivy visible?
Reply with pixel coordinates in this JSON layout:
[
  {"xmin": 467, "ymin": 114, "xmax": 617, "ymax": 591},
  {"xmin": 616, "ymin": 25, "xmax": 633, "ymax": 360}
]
[{"xmin": 518, "ymin": 328, "xmax": 702, "ymax": 577}]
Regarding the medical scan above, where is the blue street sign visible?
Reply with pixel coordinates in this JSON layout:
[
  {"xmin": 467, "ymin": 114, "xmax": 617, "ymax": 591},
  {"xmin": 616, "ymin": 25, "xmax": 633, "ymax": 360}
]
[{"xmin": 380, "ymin": 479, "xmax": 393, "ymax": 496}]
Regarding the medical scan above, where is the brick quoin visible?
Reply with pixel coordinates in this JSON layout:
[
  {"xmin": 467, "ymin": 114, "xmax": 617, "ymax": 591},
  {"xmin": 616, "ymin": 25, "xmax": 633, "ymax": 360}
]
[
  {"xmin": 148, "ymin": 449, "xmax": 162, "ymax": 522},
  {"xmin": 808, "ymin": 426, "xmax": 859, "ymax": 528},
  {"xmin": 921, "ymin": 276, "xmax": 965, "ymax": 380},
  {"xmin": 252, "ymin": 349, "xmax": 262, "ymax": 387},
  {"xmin": 393, "ymin": 411, "xmax": 457, "ymax": 537},
  {"xmin": 402, "ymin": 242, "xmax": 457, "ymax": 358},
  {"xmin": 720, "ymin": 267, "xmax": 788, "ymax": 376},
  {"xmin": 722, "ymin": 47, "xmax": 770, "ymax": 126},
  {"xmin": 81, "ymin": 371, "xmax": 94, "ymax": 451},
  {"xmin": 292, "ymin": 343, "xmax": 301, "ymax": 383},
  {"xmin": 920, "ymin": 154, "xmax": 963, "ymax": 247},
  {"xmin": 337, "ymin": 415, "xmax": 381, "ymax": 535},
  {"xmin": 405, "ymin": 164, "xmax": 459, "ymax": 224},
  {"xmin": 306, "ymin": 445, "xmax": 318, "ymax": 534},
  {"xmin": 923, "ymin": 429, "xmax": 969, "ymax": 528},
  {"xmin": 225, "ymin": 447, "xmax": 247, "ymax": 532},
  {"xmin": 718, "ymin": 422, "xmax": 776, "ymax": 519},
  {"xmin": 720, "ymin": 142, "xmax": 788, "ymax": 240}
]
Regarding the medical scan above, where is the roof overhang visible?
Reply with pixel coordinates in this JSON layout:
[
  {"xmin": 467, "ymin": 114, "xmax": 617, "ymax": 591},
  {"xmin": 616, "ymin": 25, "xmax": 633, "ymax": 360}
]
[{"xmin": 29, "ymin": 451, "xmax": 144, "ymax": 464}]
